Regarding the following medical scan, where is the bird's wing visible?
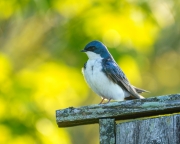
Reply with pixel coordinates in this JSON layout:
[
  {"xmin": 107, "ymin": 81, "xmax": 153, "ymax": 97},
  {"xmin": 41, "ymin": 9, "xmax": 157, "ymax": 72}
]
[{"xmin": 102, "ymin": 58, "xmax": 142, "ymax": 99}]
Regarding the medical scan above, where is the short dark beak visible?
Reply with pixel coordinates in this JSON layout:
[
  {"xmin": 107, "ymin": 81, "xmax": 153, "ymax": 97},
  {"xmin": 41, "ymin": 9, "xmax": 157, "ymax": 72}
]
[{"xmin": 81, "ymin": 49, "xmax": 87, "ymax": 52}]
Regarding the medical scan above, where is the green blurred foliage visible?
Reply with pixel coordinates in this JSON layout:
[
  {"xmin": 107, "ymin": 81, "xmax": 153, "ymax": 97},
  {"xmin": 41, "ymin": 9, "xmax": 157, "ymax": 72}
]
[{"xmin": 0, "ymin": 0, "xmax": 180, "ymax": 144}]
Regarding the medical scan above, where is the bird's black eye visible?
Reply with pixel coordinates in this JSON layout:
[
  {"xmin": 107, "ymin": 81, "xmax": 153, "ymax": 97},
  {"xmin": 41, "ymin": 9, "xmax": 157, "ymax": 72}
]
[{"xmin": 87, "ymin": 46, "xmax": 96, "ymax": 51}]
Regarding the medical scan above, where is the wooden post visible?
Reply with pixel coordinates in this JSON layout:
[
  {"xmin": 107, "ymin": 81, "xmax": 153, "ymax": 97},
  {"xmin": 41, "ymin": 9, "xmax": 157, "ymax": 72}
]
[
  {"xmin": 56, "ymin": 94, "xmax": 180, "ymax": 143},
  {"xmin": 56, "ymin": 94, "xmax": 180, "ymax": 127},
  {"xmin": 99, "ymin": 119, "xmax": 116, "ymax": 144}
]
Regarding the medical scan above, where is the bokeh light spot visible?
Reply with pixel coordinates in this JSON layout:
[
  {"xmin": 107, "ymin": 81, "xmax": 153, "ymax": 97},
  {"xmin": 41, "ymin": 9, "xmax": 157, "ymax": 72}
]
[
  {"xmin": 118, "ymin": 55, "xmax": 142, "ymax": 86},
  {"xmin": 103, "ymin": 29, "xmax": 121, "ymax": 48}
]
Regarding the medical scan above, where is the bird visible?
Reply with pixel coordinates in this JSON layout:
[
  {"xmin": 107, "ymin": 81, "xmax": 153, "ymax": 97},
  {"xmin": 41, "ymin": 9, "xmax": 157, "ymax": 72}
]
[{"xmin": 81, "ymin": 40, "xmax": 148, "ymax": 104}]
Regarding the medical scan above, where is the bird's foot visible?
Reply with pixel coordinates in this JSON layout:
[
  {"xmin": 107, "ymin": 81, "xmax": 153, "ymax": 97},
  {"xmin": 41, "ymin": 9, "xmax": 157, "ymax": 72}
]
[
  {"xmin": 99, "ymin": 98, "xmax": 105, "ymax": 104},
  {"xmin": 99, "ymin": 98, "xmax": 111, "ymax": 104}
]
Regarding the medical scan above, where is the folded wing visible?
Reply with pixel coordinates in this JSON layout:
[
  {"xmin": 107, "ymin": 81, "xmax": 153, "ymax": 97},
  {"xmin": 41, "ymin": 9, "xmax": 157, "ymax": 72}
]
[{"xmin": 102, "ymin": 58, "xmax": 147, "ymax": 99}]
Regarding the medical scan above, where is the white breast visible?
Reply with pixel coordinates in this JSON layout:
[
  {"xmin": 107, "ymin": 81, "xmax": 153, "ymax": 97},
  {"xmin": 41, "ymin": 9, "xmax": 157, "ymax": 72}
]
[{"xmin": 82, "ymin": 58, "xmax": 125, "ymax": 101}]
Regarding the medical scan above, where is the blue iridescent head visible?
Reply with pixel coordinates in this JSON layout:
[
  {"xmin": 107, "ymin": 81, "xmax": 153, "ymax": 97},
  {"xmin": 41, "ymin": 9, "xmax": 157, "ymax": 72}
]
[{"xmin": 81, "ymin": 40, "xmax": 113, "ymax": 60}]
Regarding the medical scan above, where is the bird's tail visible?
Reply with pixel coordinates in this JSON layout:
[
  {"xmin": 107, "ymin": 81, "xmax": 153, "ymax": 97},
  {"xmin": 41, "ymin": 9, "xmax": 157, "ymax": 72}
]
[
  {"xmin": 139, "ymin": 95, "xmax": 145, "ymax": 99},
  {"xmin": 133, "ymin": 86, "xmax": 149, "ymax": 94},
  {"xmin": 125, "ymin": 86, "xmax": 149, "ymax": 100}
]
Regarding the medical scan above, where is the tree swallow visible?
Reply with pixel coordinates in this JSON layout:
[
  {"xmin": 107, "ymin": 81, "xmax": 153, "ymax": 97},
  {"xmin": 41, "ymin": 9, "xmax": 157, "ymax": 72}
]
[{"xmin": 81, "ymin": 40, "xmax": 148, "ymax": 104}]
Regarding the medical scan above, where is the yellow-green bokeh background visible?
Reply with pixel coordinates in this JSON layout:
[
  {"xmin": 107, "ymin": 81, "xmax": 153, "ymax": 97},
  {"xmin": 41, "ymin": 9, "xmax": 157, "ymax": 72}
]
[{"xmin": 0, "ymin": 0, "xmax": 180, "ymax": 144}]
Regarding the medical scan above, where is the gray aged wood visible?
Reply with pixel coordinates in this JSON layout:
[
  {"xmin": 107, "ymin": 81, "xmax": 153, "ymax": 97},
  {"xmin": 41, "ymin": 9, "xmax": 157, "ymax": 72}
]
[
  {"xmin": 116, "ymin": 114, "xmax": 180, "ymax": 144},
  {"xmin": 99, "ymin": 119, "xmax": 116, "ymax": 144},
  {"xmin": 56, "ymin": 94, "xmax": 180, "ymax": 127}
]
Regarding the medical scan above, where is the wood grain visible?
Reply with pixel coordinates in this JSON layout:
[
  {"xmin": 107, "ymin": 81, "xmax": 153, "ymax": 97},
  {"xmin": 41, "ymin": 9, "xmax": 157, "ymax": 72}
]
[
  {"xmin": 99, "ymin": 119, "xmax": 115, "ymax": 144},
  {"xmin": 116, "ymin": 114, "xmax": 180, "ymax": 144}
]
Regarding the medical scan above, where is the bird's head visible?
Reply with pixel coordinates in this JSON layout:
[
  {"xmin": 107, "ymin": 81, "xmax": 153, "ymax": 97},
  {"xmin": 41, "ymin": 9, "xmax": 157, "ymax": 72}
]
[{"xmin": 81, "ymin": 40, "xmax": 112, "ymax": 60}]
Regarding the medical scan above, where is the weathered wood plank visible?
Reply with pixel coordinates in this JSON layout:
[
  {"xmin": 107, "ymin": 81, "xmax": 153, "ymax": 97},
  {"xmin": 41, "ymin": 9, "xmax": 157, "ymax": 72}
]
[
  {"xmin": 99, "ymin": 119, "xmax": 115, "ymax": 144},
  {"xmin": 56, "ymin": 94, "xmax": 180, "ymax": 127},
  {"xmin": 116, "ymin": 114, "xmax": 180, "ymax": 144}
]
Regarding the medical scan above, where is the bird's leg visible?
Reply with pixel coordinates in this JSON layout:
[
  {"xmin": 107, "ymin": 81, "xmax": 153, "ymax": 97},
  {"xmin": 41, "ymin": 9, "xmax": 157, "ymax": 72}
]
[
  {"xmin": 99, "ymin": 98, "xmax": 105, "ymax": 104},
  {"xmin": 105, "ymin": 98, "xmax": 111, "ymax": 104}
]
